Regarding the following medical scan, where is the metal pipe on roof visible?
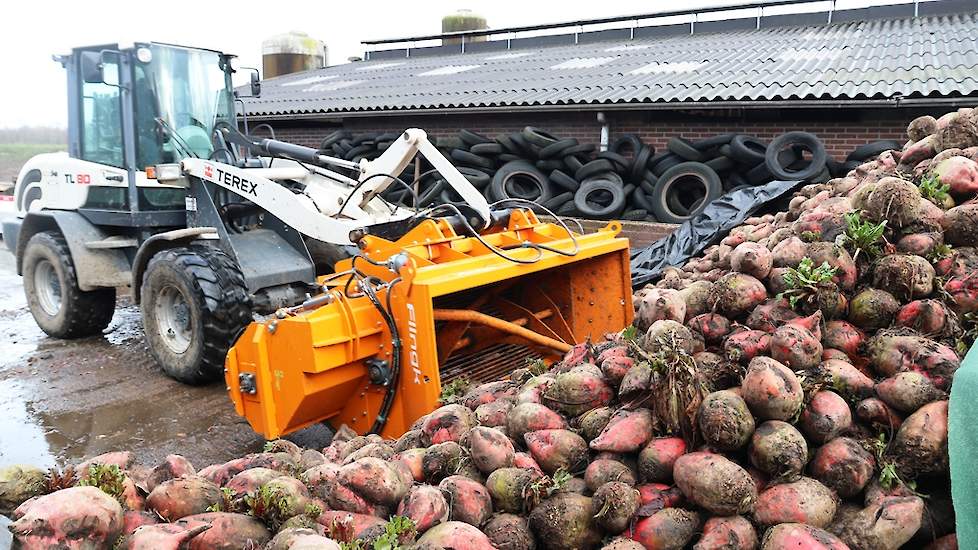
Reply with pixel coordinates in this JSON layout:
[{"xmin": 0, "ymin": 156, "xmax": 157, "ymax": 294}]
[
  {"xmin": 362, "ymin": 0, "xmax": 829, "ymax": 45},
  {"xmin": 242, "ymin": 96, "xmax": 978, "ymax": 122}
]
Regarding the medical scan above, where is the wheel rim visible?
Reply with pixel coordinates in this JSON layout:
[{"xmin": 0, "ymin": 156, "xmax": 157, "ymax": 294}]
[
  {"xmin": 33, "ymin": 259, "xmax": 62, "ymax": 316},
  {"xmin": 155, "ymin": 285, "xmax": 193, "ymax": 354}
]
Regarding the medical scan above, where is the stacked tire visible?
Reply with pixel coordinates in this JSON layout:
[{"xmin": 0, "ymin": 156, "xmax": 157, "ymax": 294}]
[{"xmin": 312, "ymin": 127, "xmax": 905, "ymax": 225}]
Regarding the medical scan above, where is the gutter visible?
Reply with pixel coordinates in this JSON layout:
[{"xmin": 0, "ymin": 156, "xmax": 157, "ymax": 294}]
[{"xmin": 241, "ymin": 96, "xmax": 978, "ymax": 122}]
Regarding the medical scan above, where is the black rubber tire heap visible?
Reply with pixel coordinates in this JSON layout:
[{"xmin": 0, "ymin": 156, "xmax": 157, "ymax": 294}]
[{"xmin": 313, "ymin": 127, "xmax": 904, "ymax": 224}]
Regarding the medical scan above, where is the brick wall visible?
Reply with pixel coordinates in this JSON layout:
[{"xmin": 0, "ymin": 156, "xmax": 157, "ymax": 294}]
[{"xmin": 250, "ymin": 106, "xmax": 948, "ymax": 160}]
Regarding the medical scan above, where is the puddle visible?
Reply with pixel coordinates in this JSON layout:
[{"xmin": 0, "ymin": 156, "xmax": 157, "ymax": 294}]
[
  {"xmin": 0, "ymin": 249, "xmax": 264, "ymax": 471},
  {"xmin": 0, "ymin": 380, "xmax": 57, "ymax": 469},
  {"xmin": 102, "ymin": 304, "xmax": 143, "ymax": 346}
]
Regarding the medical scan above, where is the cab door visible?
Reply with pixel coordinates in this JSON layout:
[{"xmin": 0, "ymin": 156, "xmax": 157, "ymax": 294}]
[{"xmin": 65, "ymin": 45, "xmax": 137, "ymax": 211}]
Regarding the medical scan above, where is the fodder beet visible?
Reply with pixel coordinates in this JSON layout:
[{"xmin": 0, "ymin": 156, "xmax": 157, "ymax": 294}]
[
  {"xmin": 180, "ymin": 511, "xmax": 271, "ymax": 550},
  {"xmin": 819, "ymin": 359, "xmax": 874, "ymax": 398},
  {"xmin": 829, "ymin": 496, "xmax": 924, "ymax": 550},
  {"xmin": 687, "ymin": 313, "xmax": 731, "ymax": 344},
  {"xmin": 866, "ymin": 332, "xmax": 959, "ymax": 389},
  {"xmin": 591, "ymin": 481, "xmax": 640, "ymax": 534},
  {"xmin": 770, "ymin": 319, "xmax": 823, "ymax": 370},
  {"xmin": 589, "ymin": 408, "xmax": 653, "ymax": 453},
  {"xmin": 507, "ymin": 403, "xmax": 567, "ymax": 444},
  {"xmin": 848, "ymin": 289, "xmax": 900, "ymax": 331},
  {"xmin": 524, "ymin": 429, "xmax": 588, "ymax": 474},
  {"xmin": 799, "ymin": 391, "xmax": 853, "ymax": 444},
  {"xmin": 397, "ymin": 485, "xmax": 449, "ymax": 533},
  {"xmin": 941, "ymin": 203, "xmax": 978, "ymax": 245},
  {"xmin": 855, "ymin": 398, "xmax": 904, "ymax": 431},
  {"xmin": 634, "ymin": 288, "xmax": 687, "ymax": 331},
  {"xmin": 724, "ymin": 330, "xmax": 771, "ymax": 365},
  {"xmin": 895, "ymin": 299, "xmax": 947, "ymax": 334},
  {"xmin": 693, "ymin": 515, "xmax": 757, "ymax": 550},
  {"xmin": 745, "ymin": 299, "xmax": 798, "ymax": 333},
  {"xmin": 415, "ymin": 520, "xmax": 496, "ymax": 550},
  {"xmin": 741, "ymin": 357, "xmax": 803, "ymax": 421},
  {"xmin": 585, "ymin": 459, "xmax": 636, "ymax": 492},
  {"xmin": 876, "ymin": 371, "xmax": 948, "ymax": 413},
  {"xmin": 890, "ymin": 400, "xmax": 949, "ymax": 478},
  {"xmin": 731, "ymin": 242, "xmax": 774, "ymax": 279},
  {"xmin": 638, "ymin": 437, "xmax": 687, "ymax": 484},
  {"xmin": 421, "ymin": 404, "xmax": 477, "ymax": 445},
  {"xmin": 628, "ymin": 508, "xmax": 701, "ymax": 550},
  {"xmin": 862, "ymin": 176, "xmax": 922, "ymax": 228},
  {"xmin": 761, "ymin": 523, "xmax": 849, "ymax": 550},
  {"xmin": 542, "ymin": 368, "xmax": 613, "ymax": 417},
  {"xmin": 710, "ymin": 273, "xmax": 768, "ymax": 318},
  {"xmin": 697, "ymin": 390, "xmax": 755, "ymax": 452},
  {"xmin": 482, "ymin": 513, "xmax": 535, "ymax": 550},
  {"xmin": 673, "ymin": 452, "xmax": 756, "ymax": 516},
  {"xmin": 10, "ymin": 486, "xmax": 124, "ymax": 549},
  {"xmin": 528, "ymin": 493, "xmax": 602, "ymax": 550},
  {"xmin": 809, "ymin": 437, "xmax": 876, "ymax": 498},
  {"xmin": 748, "ymin": 420, "xmax": 808, "ymax": 480},
  {"xmin": 438, "ymin": 476, "xmax": 492, "ymax": 527},
  {"xmin": 754, "ymin": 477, "xmax": 838, "ymax": 528},
  {"xmin": 872, "ymin": 254, "xmax": 936, "ymax": 300},
  {"xmin": 463, "ymin": 427, "xmax": 515, "ymax": 474},
  {"xmin": 485, "ymin": 468, "xmax": 544, "ymax": 514},
  {"xmin": 146, "ymin": 476, "xmax": 222, "ymax": 522}
]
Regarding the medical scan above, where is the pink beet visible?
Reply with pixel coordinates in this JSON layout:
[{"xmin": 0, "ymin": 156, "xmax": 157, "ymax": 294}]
[
  {"xmin": 144, "ymin": 455, "xmax": 196, "ymax": 494},
  {"xmin": 821, "ymin": 320, "xmax": 865, "ymax": 360},
  {"xmin": 9, "ymin": 486, "xmax": 124, "ymax": 549},
  {"xmin": 724, "ymin": 330, "xmax": 771, "ymax": 364},
  {"xmin": 638, "ymin": 437, "xmax": 687, "ymax": 483},
  {"xmin": 421, "ymin": 404, "xmax": 477, "ymax": 445},
  {"xmin": 589, "ymin": 408, "xmax": 653, "ymax": 453},
  {"xmin": 896, "ymin": 299, "xmax": 948, "ymax": 334},
  {"xmin": 125, "ymin": 521, "xmax": 211, "ymax": 550},
  {"xmin": 687, "ymin": 313, "xmax": 732, "ymax": 344},
  {"xmin": 396, "ymin": 485, "xmax": 449, "ymax": 533},
  {"xmin": 745, "ymin": 299, "xmax": 799, "ymax": 333},
  {"xmin": 770, "ymin": 322, "xmax": 822, "ymax": 370}
]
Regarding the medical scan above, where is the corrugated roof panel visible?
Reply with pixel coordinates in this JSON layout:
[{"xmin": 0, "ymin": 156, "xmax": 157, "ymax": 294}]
[{"xmin": 243, "ymin": 11, "xmax": 978, "ymax": 116}]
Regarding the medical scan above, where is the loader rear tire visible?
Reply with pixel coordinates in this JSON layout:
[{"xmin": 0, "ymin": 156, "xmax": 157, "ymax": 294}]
[
  {"xmin": 141, "ymin": 246, "xmax": 252, "ymax": 385},
  {"xmin": 22, "ymin": 231, "xmax": 116, "ymax": 338}
]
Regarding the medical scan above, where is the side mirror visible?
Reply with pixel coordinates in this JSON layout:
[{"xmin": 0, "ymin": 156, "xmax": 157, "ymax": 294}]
[
  {"xmin": 250, "ymin": 70, "xmax": 261, "ymax": 97},
  {"xmin": 80, "ymin": 51, "xmax": 103, "ymax": 83}
]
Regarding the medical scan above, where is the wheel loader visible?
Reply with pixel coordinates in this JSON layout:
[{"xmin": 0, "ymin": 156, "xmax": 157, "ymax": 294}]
[{"xmin": 6, "ymin": 42, "xmax": 633, "ymax": 439}]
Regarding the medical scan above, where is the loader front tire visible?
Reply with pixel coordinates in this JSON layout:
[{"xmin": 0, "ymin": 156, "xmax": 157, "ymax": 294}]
[
  {"xmin": 22, "ymin": 231, "xmax": 116, "ymax": 338},
  {"xmin": 141, "ymin": 246, "xmax": 251, "ymax": 385}
]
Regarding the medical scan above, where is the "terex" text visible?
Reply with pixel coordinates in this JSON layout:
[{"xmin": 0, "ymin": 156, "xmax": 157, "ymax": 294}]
[{"xmin": 213, "ymin": 167, "xmax": 258, "ymax": 197}]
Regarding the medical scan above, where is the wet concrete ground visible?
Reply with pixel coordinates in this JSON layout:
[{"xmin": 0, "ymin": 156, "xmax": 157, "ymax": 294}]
[{"xmin": 0, "ymin": 246, "xmax": 267, "ymax": 472}]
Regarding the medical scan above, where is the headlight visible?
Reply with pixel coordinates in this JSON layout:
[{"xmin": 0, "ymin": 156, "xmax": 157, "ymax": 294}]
[
  {"xmin": 136, "ymin": 47, "xmax": 153, "ymax": 63},
  {"xmin": 154, "ymin": 163, "xmax": 184, "ymax": 183}
]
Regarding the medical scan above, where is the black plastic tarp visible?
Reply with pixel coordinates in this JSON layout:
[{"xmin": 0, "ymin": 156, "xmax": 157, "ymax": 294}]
[{"xmin": 630, "ymin": 179, "xmax": 801, "ymax": 288}]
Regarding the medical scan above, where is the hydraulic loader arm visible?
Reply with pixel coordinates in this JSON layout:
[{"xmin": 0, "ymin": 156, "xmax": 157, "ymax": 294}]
[
  {"xmin": 356, "ymin": 129, "xmax": 491, "ymax": 228},
  {"xmin": 178, "ymin": 128, "xmax": 492, "ymax": 245}
]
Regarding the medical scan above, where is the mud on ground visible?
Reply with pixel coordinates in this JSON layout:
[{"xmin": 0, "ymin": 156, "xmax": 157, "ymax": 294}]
[{"xmin": 0, "ymin": 248, "xmax": 266, "ymax": 471}]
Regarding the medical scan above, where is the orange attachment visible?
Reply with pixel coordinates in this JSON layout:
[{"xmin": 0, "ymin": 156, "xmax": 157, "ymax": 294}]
[{"xmin": 225, "ymin": 209, "xmax": 633, "ymax": 440}]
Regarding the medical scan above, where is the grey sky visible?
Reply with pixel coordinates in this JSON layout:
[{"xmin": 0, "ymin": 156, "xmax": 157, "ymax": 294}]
[{"xmin": 0, "ymin": 0, "xmax": 911, "ymax": 128}]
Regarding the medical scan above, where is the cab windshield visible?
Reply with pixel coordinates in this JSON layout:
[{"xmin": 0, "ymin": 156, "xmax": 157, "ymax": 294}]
[{"xmin": 134, "ymin": 44, "xmax": 234, "ymax": 168}]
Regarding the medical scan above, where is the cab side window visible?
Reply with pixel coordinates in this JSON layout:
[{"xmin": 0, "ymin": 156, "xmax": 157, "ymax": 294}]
[{"xmin": 80, "ymin": 60, "xmax": 124, "ymax": 167}]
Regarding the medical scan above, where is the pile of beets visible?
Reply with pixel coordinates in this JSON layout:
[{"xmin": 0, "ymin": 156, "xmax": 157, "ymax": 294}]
[
  {"xmin": 2, "ymin": 107, "xmax": 977, "ymax": 550},
  {"xmin": 626, "ymin": 106, "xmax": 978, "ymax": 549}
]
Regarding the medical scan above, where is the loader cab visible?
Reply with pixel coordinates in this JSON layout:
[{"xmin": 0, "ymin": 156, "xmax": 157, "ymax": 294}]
[{"xmin": 64, "ymin": 42, "xmax": 237, "ymax": 223}]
